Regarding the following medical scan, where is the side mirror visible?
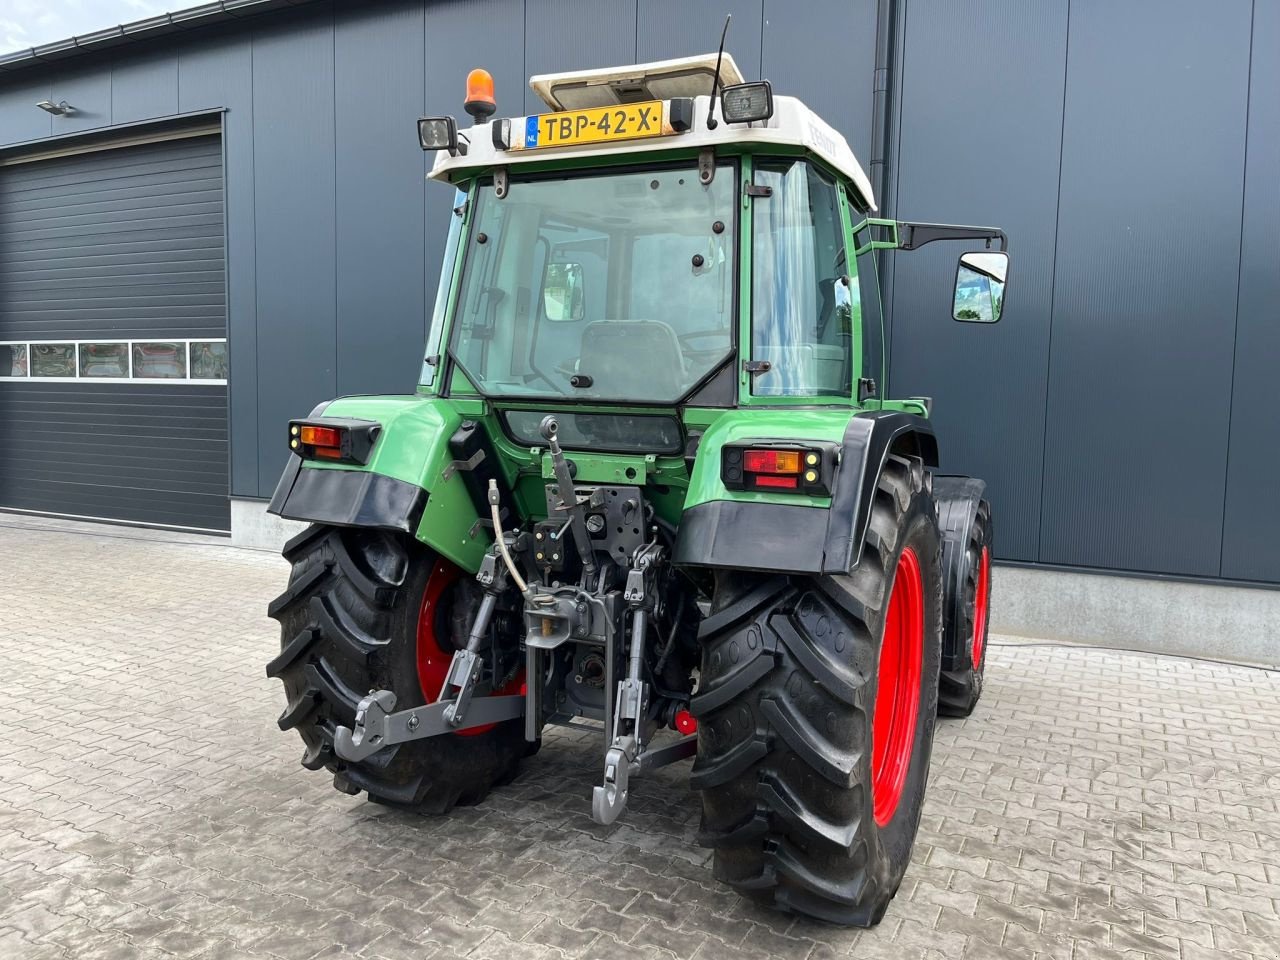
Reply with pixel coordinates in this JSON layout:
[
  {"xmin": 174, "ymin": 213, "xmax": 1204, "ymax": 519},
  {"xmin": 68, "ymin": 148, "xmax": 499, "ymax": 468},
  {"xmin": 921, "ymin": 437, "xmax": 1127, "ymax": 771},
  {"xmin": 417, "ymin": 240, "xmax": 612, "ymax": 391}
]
[
  {"xmin": 953, "ymin": 252, "xmax": 1008, "ymax": 323},
  {"xmin": 543, "ymin": 262, "xmax": 586, "ymax": 322}
]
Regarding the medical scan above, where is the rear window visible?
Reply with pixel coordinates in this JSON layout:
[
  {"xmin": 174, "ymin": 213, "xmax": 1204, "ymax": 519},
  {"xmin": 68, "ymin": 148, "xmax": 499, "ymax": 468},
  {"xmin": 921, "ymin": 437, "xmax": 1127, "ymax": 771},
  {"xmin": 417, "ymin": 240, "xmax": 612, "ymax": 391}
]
[{"xmin": 502, "ymin": 410, "xmax": 683, "ymax": 455}]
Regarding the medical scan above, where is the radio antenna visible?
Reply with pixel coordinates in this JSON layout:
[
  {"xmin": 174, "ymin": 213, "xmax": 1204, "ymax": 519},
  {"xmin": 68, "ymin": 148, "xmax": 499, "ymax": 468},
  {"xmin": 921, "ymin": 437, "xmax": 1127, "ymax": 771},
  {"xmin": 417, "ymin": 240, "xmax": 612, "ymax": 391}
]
[{"xmin": 706, "ymin": 14, "xmax": 731, "ymax": 130}]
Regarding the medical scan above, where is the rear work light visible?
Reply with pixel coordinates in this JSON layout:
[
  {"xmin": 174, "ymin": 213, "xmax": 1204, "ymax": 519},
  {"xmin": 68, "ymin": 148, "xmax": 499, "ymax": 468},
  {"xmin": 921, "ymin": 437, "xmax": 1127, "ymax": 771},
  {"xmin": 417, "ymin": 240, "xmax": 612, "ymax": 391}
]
[
  {"xmin": 721, "ymin": 442, "xmax": 837, "ymax": 495},
  {"xmin": 720, "ymin": 81, "xmax": 774, "ymax": 124},
  {"xmin": 418, "ymin": 115, "xmax": 464, "ymax": 156},
  {"xmin": 288, "ymin": 418, "xmax": 381, "ymax": 465}
]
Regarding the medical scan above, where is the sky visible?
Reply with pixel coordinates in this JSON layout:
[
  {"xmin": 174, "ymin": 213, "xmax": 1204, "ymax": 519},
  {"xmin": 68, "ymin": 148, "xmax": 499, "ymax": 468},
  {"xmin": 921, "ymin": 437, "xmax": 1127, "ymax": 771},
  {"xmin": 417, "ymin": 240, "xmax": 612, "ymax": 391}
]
[{"xmin": 1, "ymin": 0, "xmax": 204, "ymax": 54}]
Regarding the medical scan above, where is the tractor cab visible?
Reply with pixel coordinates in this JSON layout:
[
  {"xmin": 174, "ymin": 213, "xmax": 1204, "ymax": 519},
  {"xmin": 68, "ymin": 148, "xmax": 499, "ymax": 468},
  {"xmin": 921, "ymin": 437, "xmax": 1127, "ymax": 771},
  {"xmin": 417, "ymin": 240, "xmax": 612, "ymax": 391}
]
[{"xmin": 419, "ymin": 54, "xmax": 885, "ymax": 415}]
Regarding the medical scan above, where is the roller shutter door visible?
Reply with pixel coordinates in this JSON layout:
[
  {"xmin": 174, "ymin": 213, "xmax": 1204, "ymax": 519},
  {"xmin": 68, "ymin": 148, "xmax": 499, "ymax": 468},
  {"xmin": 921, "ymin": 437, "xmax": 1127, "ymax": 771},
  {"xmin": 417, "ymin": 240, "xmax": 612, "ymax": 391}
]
[{"xmin": 0, "ymin": 133, "xmax": 229, "ymax": 531}]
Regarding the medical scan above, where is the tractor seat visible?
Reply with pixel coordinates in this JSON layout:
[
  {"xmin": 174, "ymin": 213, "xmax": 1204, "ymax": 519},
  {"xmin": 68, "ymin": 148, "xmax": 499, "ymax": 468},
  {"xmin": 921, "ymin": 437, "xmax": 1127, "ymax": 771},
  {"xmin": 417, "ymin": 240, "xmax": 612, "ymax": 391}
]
[{"xmin": 577, "ymin": 320, "xmax": 685, "ymax": 398}]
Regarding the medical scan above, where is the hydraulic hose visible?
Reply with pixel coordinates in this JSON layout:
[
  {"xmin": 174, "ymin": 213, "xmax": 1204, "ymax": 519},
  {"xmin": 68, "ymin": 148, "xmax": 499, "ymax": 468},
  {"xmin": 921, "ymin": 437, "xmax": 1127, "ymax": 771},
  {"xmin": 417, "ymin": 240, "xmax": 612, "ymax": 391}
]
[{"xmin": 488, "ymin": 479, "xmax": 529, "ymax": 594}]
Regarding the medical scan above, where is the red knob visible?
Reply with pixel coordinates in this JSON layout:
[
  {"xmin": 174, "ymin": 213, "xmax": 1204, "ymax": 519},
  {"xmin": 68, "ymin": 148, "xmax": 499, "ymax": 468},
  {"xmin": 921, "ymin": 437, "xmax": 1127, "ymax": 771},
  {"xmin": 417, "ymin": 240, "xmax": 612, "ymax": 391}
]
[{"xmin": 674, "ymin": 709, "xmax": 698, "ymax": 735}]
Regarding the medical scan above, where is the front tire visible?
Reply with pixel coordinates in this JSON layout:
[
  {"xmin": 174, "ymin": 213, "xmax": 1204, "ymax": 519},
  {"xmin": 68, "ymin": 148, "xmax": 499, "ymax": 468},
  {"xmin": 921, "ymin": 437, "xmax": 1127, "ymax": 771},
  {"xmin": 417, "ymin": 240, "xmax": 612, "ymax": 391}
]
[
  {"xmin": 692, "ymin": 455, "xmax": 943, "ymax": 925},
  {"xmin": 265, "ymin": 524, "xmax": 526, "ymax": 812}
]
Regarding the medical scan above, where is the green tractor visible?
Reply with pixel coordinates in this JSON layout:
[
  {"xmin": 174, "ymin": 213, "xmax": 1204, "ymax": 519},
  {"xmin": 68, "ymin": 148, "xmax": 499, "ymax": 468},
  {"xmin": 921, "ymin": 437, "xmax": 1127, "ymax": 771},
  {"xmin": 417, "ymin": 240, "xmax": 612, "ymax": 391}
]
[{"xmin": 266, "ymin": 51, "xmax": 1000, "ymax": 926}]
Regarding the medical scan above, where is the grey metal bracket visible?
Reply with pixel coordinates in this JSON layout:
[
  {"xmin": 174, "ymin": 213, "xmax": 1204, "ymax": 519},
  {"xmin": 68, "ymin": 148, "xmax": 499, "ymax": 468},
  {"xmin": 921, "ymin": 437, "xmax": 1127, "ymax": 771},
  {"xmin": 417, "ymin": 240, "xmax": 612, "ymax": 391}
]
[
  {"xmin": 333, "ymin": 689, "xmax": 525, "ymax": 763},
  {"xmin": 440, "ymin": 649, "xmax": 482, "ymax": 727},
  {"xmin": 494, "ymin": 166, "xmax": 509, "ymax": 199},
  {"xmin": 698, "ymin": 147, "xmax": 715, "ymax": 185},
  {"xmin": 442, "ymin": 448, "xmax": 485, "ymax": 482}
]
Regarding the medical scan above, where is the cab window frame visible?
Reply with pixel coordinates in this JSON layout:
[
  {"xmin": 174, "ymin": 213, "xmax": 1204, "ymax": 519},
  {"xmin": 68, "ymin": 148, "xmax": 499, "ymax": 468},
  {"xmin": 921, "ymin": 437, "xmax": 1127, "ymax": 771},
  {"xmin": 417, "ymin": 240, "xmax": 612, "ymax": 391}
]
[
  {"xmin": 441, "ymin": 156, "xmax": 741, "ymax": 408},
  {"xmin": 747, "ymin": 157, "xmax": 857, "ymax": 401}
]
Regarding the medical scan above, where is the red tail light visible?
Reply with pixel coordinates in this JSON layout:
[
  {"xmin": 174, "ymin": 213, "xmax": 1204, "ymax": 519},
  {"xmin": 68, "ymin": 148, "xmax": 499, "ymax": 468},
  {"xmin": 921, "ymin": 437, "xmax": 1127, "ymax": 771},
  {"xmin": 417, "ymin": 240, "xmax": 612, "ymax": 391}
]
[
  {"xmin": 299, "ymin": 425, "xmax": 341, "ymax": 447},
  {"xmin": 721, "ymin": 443, "xmax": 835, "ymax": 495},
  {"xmin": 287, "ymin": 418, "xmax": 382, "ymax": 465},
  {"xmin": 743, "ymin": 449, "xmax": 801, "ymax": 474}
]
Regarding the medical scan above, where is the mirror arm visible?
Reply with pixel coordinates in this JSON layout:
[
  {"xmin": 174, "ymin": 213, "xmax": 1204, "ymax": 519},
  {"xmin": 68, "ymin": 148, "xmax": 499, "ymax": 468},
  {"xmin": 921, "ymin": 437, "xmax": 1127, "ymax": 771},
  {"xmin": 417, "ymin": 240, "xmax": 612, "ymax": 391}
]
[{"xmin": 898, "ymin": 221, "xmax": 1008, "ymax": 252}]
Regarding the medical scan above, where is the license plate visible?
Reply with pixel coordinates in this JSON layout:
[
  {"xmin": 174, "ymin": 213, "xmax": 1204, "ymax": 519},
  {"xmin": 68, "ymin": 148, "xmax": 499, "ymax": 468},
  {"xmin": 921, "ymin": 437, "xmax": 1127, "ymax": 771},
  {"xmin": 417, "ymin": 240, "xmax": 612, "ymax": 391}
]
[{"xmin": 520, "ymin": 100, "xmax": 669, "ymax": 150}]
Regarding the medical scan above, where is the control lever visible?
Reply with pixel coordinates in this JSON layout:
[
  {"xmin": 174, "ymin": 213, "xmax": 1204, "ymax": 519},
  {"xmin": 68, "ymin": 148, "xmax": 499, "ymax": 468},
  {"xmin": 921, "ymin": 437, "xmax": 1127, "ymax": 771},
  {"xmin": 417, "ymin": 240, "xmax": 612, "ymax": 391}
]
[{"xmin": 540, "ymin": 416, "xmax": 596, "ymax": 576}]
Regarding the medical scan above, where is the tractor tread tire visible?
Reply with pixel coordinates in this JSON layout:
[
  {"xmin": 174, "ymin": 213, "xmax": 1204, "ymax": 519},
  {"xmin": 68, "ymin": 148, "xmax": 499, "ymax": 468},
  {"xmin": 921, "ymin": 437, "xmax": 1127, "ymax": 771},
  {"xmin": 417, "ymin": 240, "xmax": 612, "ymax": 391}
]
[
  {"xmin": 937, "ymin": 499, "xmax": 992, "ymax": 718},
  {"xmin": 693, "ymin": 455, "xmax": 943, "ymax": 926},
  {"xmin": 267, "ymin": 524, "xmax": 525, "ymax": 812}
]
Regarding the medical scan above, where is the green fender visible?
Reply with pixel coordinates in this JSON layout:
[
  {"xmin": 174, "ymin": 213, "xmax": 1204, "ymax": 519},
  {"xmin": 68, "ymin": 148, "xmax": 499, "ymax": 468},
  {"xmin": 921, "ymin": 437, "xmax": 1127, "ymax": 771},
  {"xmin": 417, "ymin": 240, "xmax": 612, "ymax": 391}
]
[{"xmin": 267, "ymin": 395, "xmax": 493, "ymax": 572}]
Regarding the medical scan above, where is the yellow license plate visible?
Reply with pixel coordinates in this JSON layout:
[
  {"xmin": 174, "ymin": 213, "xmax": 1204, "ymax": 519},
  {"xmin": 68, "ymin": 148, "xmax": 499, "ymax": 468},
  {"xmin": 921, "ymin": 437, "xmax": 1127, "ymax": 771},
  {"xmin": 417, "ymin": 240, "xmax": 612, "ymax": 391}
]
[{"xmin": 520, "ymin": 100, "xmax": 669, "ymax": 150}]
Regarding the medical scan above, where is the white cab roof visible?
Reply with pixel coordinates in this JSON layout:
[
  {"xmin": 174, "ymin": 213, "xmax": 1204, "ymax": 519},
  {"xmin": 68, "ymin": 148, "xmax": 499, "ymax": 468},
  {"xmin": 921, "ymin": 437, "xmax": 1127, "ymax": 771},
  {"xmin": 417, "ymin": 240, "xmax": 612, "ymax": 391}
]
[
  {"xmin": 429, "ymin": 53, "xmax": 877, "ymax": 211},
  {"xmin": 529, "ymin": 52, "xmax": 744, "ymax": 110}
]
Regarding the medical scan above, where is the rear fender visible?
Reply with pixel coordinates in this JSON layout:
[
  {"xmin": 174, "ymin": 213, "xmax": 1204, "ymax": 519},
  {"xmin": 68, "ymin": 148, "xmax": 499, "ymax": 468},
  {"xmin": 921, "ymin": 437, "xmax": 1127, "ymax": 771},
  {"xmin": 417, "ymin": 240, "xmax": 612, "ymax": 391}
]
[
  {"xmin": 673, "ymin": 410, "xmax": 938, "ymax": 575},
  {"xmin": 932, "ymin": 475, "xmax": 987, "ymax": 670},
  {"xmin": 267, "ymin": 395, "xmax": 499, "ymax": 572}
]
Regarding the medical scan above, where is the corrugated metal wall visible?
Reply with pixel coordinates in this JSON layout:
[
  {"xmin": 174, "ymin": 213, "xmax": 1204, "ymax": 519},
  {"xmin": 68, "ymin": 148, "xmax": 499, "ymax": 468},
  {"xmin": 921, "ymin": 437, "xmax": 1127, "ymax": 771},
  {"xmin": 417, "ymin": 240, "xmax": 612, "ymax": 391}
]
[{"xmin": 0, "ymin": 0, "xmax": 1274, "ymax": 584}]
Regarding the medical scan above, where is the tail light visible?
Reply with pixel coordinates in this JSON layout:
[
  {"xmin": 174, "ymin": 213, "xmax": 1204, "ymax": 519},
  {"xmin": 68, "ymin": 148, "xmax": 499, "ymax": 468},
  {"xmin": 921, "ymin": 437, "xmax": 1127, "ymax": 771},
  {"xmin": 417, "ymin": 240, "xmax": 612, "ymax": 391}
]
[
  {"xmin": 288, "ymin": 418, "xmax": 381, "ymax": 465},
  {"xmin": 722, "ymin": 442, "xmax": 837, "ymax": 495}
]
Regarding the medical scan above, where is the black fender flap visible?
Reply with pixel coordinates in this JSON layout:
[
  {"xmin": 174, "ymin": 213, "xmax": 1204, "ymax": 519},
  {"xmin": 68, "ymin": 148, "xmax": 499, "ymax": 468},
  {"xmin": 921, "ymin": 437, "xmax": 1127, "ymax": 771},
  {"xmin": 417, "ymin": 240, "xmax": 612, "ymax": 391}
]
[
  {"xmin": 821, "ymin": 411, "xmax": 938, "ymax": 575},
  {"xmin": 674, "ymin": 411, "xmax": 937, "ymax": 575},
  {"xmin": 673, "ymin": 499, "xmax": 830, "ymax": 574},
  {"xmin": 933, "ymin": 475, "xmax": 987, "ymax": 669},
  {"xmin": 267, "ymin": 457, "xmax": 427, "ymax": 533}
]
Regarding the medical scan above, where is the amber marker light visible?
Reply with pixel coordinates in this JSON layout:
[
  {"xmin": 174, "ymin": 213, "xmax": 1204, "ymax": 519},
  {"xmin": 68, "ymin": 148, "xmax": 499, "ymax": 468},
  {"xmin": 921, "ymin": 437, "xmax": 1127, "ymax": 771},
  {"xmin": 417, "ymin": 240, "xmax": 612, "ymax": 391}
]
[{"xmin": 464, "ymin": 68, "xmax": 497, "ymax": 122}]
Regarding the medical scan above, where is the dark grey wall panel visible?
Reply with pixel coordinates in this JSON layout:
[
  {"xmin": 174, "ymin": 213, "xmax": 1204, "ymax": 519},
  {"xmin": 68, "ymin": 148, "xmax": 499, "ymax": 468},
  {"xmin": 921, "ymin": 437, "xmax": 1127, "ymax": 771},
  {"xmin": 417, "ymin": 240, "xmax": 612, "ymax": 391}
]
[
  {"xmin": 761, "ymin": 0, "xmax": 877, "ymax": 163},
  {"xmin": 637, "ymin": 1, "xmax": 762, "ymax": 77},
  {"xmin": 251, "ymin": 14, "xmax": 338, "ymax": 496},
  {"xmin": 523, "ymin": 0, "xmax": 638, "ymax": 115},
  {"xmin": 0, "ymin": 136, "xmax": 226, "ymax": 340},
  {"xmin": 0, "ymin": 382, "xmax": 229, "ymax": 530},
  {"xmin": 1040, "ymin": 0, "xmax": 1251, "ymax": 576},
  {"xmin": 422, "ymin": 0, "xmax": 524, "ymax": 331},
  {"xmin": 178, "ymin": 39, "xmax": 258, "ymax": 499},
  {"xmin": 48, "ymin": 66, "xmax": 112, "ymax": 136},
  {"xmin": 0, "ymin": 77, "xmax": 53, "ymax": 145},
  {"xmin": 886, "ymin": 0, "xmax": 1067, "ymax": 563},
  {"xmin": 1222, "ymin": 0, "xmax": 1280, "ymax": 582},
  {"xmin": 111, "ymin": 53, "xmax": 179, "ymax": 125},
  {"xmin": 335, "ymin": 3, "xmax": 428, "ymax": 397}
]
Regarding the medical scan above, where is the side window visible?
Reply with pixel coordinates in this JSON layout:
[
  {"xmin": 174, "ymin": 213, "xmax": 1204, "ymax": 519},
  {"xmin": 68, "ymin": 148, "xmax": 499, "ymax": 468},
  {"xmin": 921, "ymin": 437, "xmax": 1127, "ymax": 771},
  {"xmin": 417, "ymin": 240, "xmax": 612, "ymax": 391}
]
[
  {"xmin": 751, "ymin": 162, "xmax": 852, "ymax": 397},
  {"xmin": 421, "ymin": 189, "xmax": 467, "ymax": 387}
]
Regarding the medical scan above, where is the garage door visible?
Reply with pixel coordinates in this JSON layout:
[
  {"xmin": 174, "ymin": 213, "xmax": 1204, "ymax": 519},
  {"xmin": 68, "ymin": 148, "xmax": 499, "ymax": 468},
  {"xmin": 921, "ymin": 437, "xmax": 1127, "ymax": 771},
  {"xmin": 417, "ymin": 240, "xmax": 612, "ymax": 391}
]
[{"xmin": 0, "ymin": 132, "xmax": 229, "ymax": 531}]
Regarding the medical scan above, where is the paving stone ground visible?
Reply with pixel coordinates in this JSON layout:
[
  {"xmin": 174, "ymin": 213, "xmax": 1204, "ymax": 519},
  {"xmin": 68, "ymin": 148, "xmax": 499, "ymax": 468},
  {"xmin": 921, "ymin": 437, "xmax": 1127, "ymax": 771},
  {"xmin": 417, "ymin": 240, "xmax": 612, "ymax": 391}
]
[{"xmin": 1, "ymin": 514, "xmax": 1278, "ymax": 960}]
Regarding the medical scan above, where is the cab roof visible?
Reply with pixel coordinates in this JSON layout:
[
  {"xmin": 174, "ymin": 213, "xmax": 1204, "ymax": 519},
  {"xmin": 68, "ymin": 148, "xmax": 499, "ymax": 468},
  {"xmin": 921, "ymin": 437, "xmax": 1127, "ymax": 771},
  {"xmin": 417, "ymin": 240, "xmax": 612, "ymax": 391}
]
[{"xmin": 428, "ymin": 53, "xmax": 877, "ymax": 211}]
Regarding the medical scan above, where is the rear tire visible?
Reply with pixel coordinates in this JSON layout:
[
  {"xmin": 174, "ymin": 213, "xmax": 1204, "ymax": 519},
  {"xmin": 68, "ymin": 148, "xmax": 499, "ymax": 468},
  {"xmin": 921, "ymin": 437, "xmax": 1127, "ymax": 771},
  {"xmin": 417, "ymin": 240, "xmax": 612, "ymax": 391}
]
[
  {"xmin": 266, "ymin": 524, "xmax": 526, "ymax": 812},
  {"xmin": 937, "ymin": 500, "xmax": 992, "ymax": 718},
  {"xmin": 692, "ymin": 455, "xmax": 943, "ymax": 925}
]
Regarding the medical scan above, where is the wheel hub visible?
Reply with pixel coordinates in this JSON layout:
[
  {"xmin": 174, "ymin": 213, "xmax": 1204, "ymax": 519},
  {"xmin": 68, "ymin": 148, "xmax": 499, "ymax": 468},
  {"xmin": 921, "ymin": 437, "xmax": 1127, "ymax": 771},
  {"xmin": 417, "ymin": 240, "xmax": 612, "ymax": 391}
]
[
  {"xmin": 415, "ymin": 559, "xmax": 512, "ymax": 737},
  {"xmin": 872, "ymin": 546, "xmax": 924, "ymax": 827}
]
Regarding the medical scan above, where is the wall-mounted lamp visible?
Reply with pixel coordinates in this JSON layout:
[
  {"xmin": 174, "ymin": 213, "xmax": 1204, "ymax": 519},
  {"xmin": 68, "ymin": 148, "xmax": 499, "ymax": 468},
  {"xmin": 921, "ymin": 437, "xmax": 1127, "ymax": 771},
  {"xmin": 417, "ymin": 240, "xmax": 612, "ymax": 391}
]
[{"xmin": 36, "ymin": 100, "xmax": 74, "ymax": 116}]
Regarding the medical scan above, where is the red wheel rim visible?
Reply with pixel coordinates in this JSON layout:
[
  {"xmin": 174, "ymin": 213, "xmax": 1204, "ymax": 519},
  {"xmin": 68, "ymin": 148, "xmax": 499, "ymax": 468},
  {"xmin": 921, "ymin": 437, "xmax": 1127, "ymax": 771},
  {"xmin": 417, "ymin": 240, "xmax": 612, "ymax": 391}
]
[
  {"xmin": 415, "ymin": 559, "xmax": 521, "ymax": 737},
  {"xmin": 971, "ymin": 545, "xmax": 991, "ymax": 668},
  {"xmin": 872, "ymin": 546, "xmax": 924, "ymax": 827}
]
